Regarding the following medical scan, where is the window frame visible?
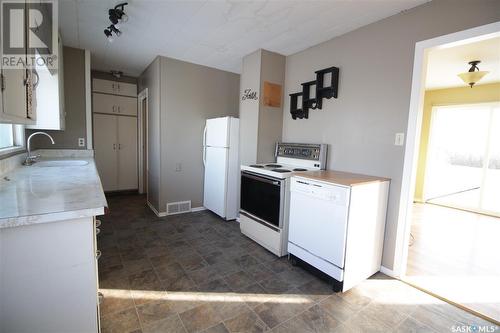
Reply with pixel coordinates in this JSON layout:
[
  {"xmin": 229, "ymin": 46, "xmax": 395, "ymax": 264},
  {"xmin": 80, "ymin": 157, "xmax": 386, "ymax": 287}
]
[{"xmin": 0, "ymin": 124, "xmax": 25, "ymax": 156}]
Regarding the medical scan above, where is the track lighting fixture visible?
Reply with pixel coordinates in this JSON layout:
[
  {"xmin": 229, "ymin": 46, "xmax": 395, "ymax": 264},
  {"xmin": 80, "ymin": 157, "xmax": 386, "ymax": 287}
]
[
  {"xmin": 109, "ymin": 3, "xmax": 128, "ymax": 25},
  {"xmin": 104, "ymin": 27, "xmax": 114, "ymax": 42},
  {"xmin": 103, "ymin": 2, "xmax": 129, "ymax": 42}
]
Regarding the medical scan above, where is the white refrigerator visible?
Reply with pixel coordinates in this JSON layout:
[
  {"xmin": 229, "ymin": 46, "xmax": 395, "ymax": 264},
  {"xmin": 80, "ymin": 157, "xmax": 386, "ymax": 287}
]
[{"xmin": 203, "ymin": 116, "xmax": 239, "ymax": 220}]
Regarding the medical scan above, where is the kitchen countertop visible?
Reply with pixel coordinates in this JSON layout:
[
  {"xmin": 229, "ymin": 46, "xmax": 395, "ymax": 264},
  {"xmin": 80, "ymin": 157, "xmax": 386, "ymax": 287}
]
[
  {"xmin": 295, "ymin": 170, "xmax": 390, "ymax": 187},
  {"xmin": 0, "ymin": 156, "xmax": 107, "ymax": 229}
]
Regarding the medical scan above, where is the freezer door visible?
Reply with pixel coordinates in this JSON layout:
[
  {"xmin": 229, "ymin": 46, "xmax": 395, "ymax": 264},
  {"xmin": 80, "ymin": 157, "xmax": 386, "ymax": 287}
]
[
  {"xmin": 206, "ymin": 117, "xmax": 230, "ymax": 148},
  {"xmin": 203, "ymin": 146, "xmax": 229, "ymax": 218}
]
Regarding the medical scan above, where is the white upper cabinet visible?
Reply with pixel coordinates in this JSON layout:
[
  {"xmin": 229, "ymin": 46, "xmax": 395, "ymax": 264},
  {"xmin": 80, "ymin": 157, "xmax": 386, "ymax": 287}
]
[
  {"xmin": 92, "ymin": 79, "xmax": 136, "ymax": 97},
  {"xmin": 0, "ymin": 1, "xmax": 35, "ymax": 125},
  {"xmin": 26, "ymin": 34, "xmax": 65, "ymax": 130},
  {"xmin": 93, "ymin": 93, "xmax": 137, "ymax": 116}
]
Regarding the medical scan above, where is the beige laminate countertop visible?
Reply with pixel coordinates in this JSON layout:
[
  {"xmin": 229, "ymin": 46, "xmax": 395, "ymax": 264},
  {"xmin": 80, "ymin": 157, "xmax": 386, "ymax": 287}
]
[{"xmin": 294, "ymin": 170, "xmax": 390, "ymax": 187}]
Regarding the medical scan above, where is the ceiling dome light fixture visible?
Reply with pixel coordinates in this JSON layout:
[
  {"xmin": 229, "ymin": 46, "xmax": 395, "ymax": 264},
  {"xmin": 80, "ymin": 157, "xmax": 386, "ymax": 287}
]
[
  {"xmin": 104, "ymin": 2, "xmax": 128, "ymax": 42},
  {"xmin": 458, "ymin": 60, "xmax": 489, "ymax": 88}
]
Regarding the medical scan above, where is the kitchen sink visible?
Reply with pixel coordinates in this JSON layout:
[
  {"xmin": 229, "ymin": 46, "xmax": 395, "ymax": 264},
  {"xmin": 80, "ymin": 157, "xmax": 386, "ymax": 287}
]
[{"xmin": 35, "ymin": 160, "xmax": 89, "ymax": 167}]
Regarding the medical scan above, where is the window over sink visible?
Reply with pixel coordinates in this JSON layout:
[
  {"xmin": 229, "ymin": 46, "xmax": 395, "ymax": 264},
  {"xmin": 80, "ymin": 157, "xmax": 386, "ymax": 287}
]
[{"xmin": 0, "ymin": 124, "xmax": 25, "ymax": 155}]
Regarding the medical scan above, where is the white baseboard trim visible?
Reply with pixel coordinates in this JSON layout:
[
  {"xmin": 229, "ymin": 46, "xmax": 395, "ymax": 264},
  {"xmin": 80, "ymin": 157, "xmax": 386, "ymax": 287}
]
[
  {"xmin": 147, "ymin": 201, "xmax": 167, "ymax": 217},
  {"xmin": 191, "ymin": 206, "xmax": 206, "ymax": 212},
  {"xmin": 380, "ymin": 265, "xmax": 396, "ymax": 278}
]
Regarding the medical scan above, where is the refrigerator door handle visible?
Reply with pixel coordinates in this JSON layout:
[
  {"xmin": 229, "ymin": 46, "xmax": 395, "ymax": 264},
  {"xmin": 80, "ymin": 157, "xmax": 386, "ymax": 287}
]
[{"xmin": 202, "ymin": 125, "xmax": 207, "ymax": 166}]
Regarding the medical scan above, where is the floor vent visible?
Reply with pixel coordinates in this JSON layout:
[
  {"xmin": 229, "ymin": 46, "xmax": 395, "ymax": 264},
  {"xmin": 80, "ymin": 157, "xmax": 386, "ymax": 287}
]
[{"xmin": 166, "ymin": 201, "xmax": 192, "ymax": 215}]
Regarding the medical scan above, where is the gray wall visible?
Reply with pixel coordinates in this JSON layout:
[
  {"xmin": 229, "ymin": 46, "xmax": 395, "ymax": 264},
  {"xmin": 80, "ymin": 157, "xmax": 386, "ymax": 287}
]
[
  {"xmin": 282, "ymin": 0, "xmax": 500, "ymax": 270},
  {"xmin": 139, "ymin": 56, "xmax": 240, "ymax": 213},
  {"xmin": 239, "ymin": 49, "xmax": 285, "ymax": 165},
  {"xmin": 138, "ymin": 57, "xmax": 161, "ymax": 212},
  {"xmin": 239, "ymin": 50, "xmax": 261, "ymax": 165},
  {"xmin": 160, "ymin": 57, "xmax": 240, "ymax": 209},
  {"xmin": 27, "ymin": 47, "xmax": 87, "ymax": 149},
  {"xmin": 257, "ymin": 50, "xmax": 285, "ymax": 163}
]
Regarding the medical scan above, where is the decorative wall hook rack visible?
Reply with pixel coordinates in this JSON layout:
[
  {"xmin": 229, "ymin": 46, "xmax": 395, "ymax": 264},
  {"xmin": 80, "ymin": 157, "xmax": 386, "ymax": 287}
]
[{"xmin": 289, "ymin": 66, "xmax": 339, "ymax": 120}]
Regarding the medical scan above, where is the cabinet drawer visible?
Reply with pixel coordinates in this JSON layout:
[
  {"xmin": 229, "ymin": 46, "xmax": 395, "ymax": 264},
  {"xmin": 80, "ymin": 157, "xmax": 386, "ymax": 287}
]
[
  {"xmin": 93, "ymin": 93, "xmax": 137, "ymax": 116},
  {"xmin": 92, "ymin": 78, "xmax": 136, "ymax": 97}
]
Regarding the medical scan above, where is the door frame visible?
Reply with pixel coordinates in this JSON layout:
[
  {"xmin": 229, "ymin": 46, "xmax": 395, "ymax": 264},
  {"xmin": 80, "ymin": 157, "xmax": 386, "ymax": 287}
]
[
  {"xmin": 392, "ymin": 21, "xmax": 500, "ymax": 279},
  {"xmin": 138, "ymin": 88, "xmax": 148, "ymax": 195}
]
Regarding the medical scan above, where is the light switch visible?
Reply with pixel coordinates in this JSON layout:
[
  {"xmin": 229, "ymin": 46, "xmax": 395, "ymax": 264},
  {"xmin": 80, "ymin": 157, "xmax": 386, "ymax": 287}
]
[
  {"xmin": 78, "ymin": 138, "xmax": 85, "ymax": 147},
  {"xmin": 394, "ymin": 133, "xmax": 405, "ymax": 146},
  {"xmin": 175, "ymin": 163, "xmax": 182, "ymax": 172}
]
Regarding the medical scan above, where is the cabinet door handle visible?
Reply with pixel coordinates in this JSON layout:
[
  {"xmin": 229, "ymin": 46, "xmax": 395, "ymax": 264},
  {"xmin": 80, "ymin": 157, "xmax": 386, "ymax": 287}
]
[
  {"xmin": 117, "ymin": 83, "xmax": 120, "ymax": 92},
  {"xmin": 32, "ymin": 71, "xmax": 39, "ymax": 89},
  {"xmin": 118, "ymin": 106, "xmax": 121, "ymax": 113},
  {"xmin": 113, "ymin": 143, "xmax": 116, "ymax": 150},
  {"xmin": 118, "ymin": 143, "xmax": 122, "ymax": 150},
  {"xmin": 112, "ymin": 83, "xmax": 115, "ymax": 91}
]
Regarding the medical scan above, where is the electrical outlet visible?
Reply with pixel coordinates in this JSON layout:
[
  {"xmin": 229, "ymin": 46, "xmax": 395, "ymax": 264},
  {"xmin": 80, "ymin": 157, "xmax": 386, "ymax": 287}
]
[
  {"xmin": 78, "ymin": 138, "xmax": 85, "ymax": 147},
  {"xmin": 394, "ymin": 133, "xmax": 405, "ymax": 146},
  {"xmin": 175, "ymin": 163, "xmax": 182, "ymax": 172}
]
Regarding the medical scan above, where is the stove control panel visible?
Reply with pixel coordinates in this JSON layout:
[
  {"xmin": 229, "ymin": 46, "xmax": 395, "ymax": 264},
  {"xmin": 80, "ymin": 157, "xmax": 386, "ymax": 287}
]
[{"xmin": 275, "ymin": 143, "xmax": 326, "ymax": 161}]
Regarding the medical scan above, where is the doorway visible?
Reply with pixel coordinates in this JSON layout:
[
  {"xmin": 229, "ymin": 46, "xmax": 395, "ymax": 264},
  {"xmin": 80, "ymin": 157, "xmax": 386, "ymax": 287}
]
[
  {"xmin": 395, "ymin": 22, "xmax": 500, "ymax": 325},
  {"xmin": 138, "ymin": 88, "xmax": 149, "ymax": 197}
]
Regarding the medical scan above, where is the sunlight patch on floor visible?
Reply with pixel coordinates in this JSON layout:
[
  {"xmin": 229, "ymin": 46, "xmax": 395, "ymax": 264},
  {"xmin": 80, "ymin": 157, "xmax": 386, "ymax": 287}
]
[
  {"xmin": 101, "ymin": 288, "xmax": 313, "ymax": 304},
  {"xmin": 405, "ymin": 275, "xmax": 500, "ymax": 303}
]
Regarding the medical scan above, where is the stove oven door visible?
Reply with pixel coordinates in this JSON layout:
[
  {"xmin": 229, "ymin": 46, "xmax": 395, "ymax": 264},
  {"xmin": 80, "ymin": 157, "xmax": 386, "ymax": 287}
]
[{"xmin": 240, "ymin": 171, "xmax": 284, "ymax": 229}]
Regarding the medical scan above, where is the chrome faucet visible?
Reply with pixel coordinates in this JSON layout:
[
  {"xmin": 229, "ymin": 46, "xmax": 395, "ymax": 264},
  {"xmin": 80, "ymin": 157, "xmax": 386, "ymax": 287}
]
[{"xmin": 23, "ymin": 132, "xmax": 55, "ymax": 166}]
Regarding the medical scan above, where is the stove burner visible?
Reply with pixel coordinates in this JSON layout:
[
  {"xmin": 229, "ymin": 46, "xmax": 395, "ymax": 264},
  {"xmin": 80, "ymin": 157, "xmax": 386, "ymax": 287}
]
[
  {"xmin": 272, "ymin": 169, "xmax": 291, "ymax": 173},
  {"xmin": 293, "ymin": 168, "xmax": 307, "ymax": 171},
  {"xmin": 250, "ymin": 165, "xmax": 264, "ymax": 168},
  {"xmin": 266, "ymin": 164, "xmax": 282, "ymax": 168}
]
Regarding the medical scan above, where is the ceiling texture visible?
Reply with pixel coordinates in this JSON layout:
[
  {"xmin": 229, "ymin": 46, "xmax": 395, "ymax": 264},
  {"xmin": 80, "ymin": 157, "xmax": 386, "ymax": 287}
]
[
  {"xmin": 426, "ymin": 36, "xmax": 500, "ymax": 90},
  {"xmin": 59, "ymin": 0, "xmax": 429, "ymax": 76}
]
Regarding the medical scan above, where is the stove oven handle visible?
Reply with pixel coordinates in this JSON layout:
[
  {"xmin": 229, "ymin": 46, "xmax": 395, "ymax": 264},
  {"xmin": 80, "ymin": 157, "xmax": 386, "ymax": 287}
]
[{"xmin": 242, "ymin": 173, "xmax": 281, "ymax": 186}]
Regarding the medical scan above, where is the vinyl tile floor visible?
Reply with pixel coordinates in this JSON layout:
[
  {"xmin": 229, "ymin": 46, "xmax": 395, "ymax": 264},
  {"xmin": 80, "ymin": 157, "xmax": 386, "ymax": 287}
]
[{"xmin": 97, "ymin": 194, "xmax": 498, "ymax": 333}]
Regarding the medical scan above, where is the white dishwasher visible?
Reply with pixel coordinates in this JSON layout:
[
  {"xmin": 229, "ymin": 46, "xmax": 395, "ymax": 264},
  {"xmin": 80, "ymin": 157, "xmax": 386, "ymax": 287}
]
[{"xmin": 288, "ymin": 178, "xmax": 350, "ymax": 273}]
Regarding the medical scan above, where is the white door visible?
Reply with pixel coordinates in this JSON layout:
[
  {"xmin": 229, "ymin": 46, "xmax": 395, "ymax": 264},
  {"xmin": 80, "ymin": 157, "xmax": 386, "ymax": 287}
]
[
  {"xmin": 118, "ymin": 116, "xmax": 138, "ymax": 190},
  {"xmin": 288, "ymin": 180, "xmax": 350, "ymax": 268},
  {"xmin": 93, "ymin": 114, "xmax": 118, "ymax": 191},
  {"xmin": 203, "ymin": 146, "xmax": 228, "ymax": 217},
  {"xmin": 206, "ymin": 117, "xmax": 229, "ymax": 147}
]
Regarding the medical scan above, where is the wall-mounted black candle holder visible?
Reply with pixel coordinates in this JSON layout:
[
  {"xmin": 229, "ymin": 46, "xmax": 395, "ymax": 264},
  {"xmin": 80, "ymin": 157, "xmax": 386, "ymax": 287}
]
[
  {"xmin": 289, "ymin": 66, "xmax": 339, "ymax": 120},
  {"xmin": 301, "ymin": 80, "xmax": 319, "ymax": 111},
  {"xmin": 289, "ymin": 92, "xmax": 308, "ymax": 119},
  {"xmin": 315, "ymin": 66, "xmax": 339, "ymax": 100}
]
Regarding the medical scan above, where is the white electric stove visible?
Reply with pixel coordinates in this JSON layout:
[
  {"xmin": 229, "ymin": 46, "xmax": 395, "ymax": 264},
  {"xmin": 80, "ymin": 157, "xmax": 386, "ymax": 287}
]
[{"xmin": 239, "ymin": 143, "xmax": 327, "ymax": 256}]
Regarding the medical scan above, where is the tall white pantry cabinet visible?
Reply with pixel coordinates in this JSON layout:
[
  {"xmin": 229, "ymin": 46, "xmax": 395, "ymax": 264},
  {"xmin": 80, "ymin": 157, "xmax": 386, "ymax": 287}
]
[{"xmin": 92, "ymin": 78, "xmax": 138, "ymax": 192}]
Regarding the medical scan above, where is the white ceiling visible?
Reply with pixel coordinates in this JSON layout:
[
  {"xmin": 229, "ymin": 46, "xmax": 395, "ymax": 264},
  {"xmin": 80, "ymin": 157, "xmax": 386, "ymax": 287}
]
[
  {"xmin": 425, "ymin": 36, "xmax": 500, "ymax": 90},
  {"xmin": 59, "ymin": 0, "xmax": 429, "ymax": 76}
]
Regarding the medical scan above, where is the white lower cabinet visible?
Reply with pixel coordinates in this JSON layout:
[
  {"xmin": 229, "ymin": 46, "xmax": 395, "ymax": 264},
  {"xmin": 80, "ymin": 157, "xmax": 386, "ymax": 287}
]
[
  {"xmin": 0, "ymin": 217, "xmax": 99, "ymax": 333},
  {"xmin": 94, "ymin": 113, "xmax": 138, "ymax": 191}
]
